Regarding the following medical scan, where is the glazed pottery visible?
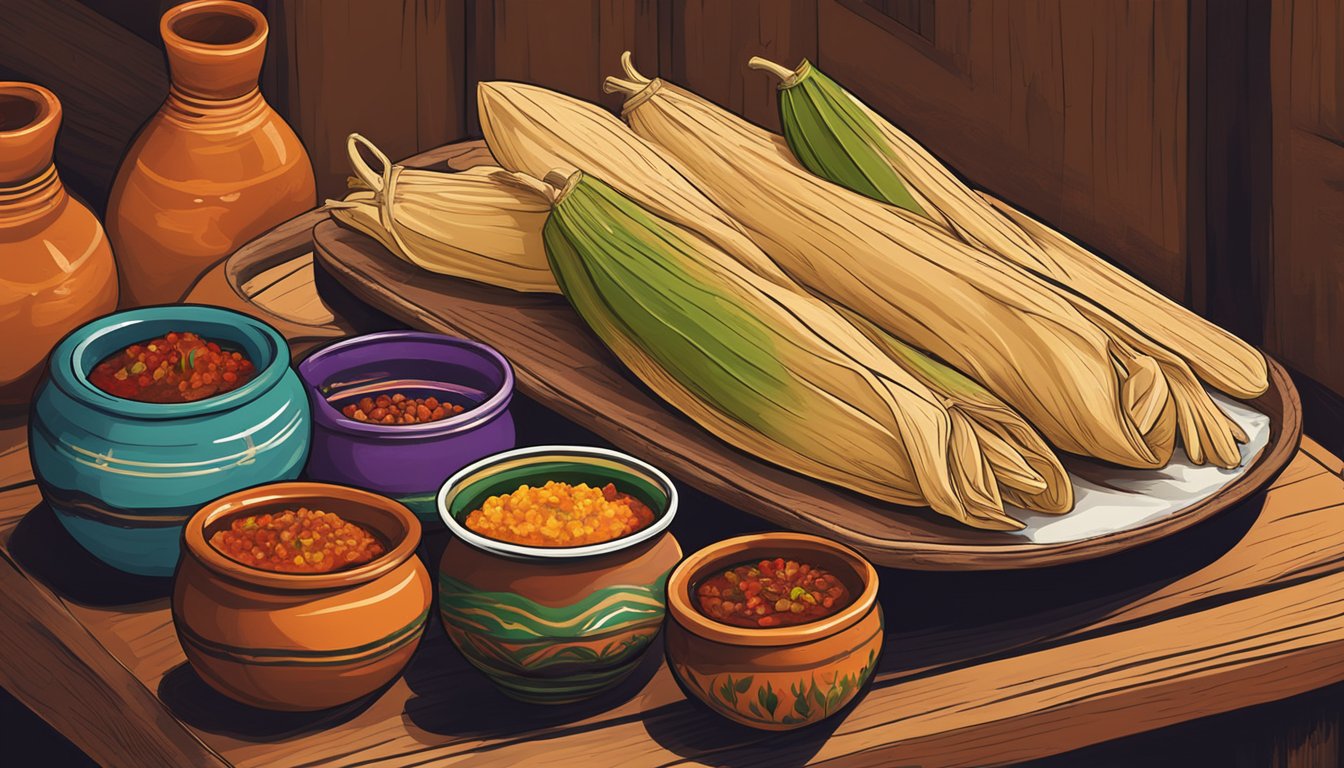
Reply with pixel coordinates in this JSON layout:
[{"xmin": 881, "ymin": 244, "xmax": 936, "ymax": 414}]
[
  {"xmin": 437, "ymin": 446, "xmax": 681, "ymax": 703},
  {"xmin": 28, "ymin": 306, "xmax": 310, "ymax": 576},
  {"xmin": 174, "ymin": 482, "xmax": 431, "ymax": 711},
  {"xmin": 299, "ymin": 331, "xmax": 516, "ymax": 524},
  {"xmin": 0, "ymin": 82, "xmax": 118, "ymax": 406},
  {"xmin": 108, "ymin": 0, "xmax": 315, "ymax": 307},
  {"xmin": 665, "ymin": 533, "xmax": 883, "ymax": 730}
]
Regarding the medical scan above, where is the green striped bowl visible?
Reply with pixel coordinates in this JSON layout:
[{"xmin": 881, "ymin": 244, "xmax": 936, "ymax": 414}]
[{"xmin": 436, "ymin": 445, "xmax": 680, "ymax": 703}]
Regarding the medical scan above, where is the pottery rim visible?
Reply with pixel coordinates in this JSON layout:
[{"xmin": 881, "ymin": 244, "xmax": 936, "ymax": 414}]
[
  {"xmin": 0, "ymin": 82, "xmax": 58, "ymax": 140},
  {"xmin": 437, "ymin": 445, "xmax": 679, "ymax": 561},
  {"xmin": 160, "ymin": 0, "xmax": 267, "ymax": 56},
  {"xmin": 48, "ymin": 305, "xmax": 290, "ymax": 420},
  {"xmin": 299, "ymin": 330, "xmax": 515, "ymax": 439},
  {"xmin": 666, "ymin": 532, "xmax": 879, "ymax": 648},
  {"xmin": 183, "ymin": 481, "xmax": 421, "ymax": 591}
]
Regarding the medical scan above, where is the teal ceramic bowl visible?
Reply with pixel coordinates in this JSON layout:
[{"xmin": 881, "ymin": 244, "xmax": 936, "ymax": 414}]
[
  {"xmin": 436, "ymin": 445, "xmax": 682, "ymax": 703},
  {"xmin": 28, "ymin": 306, "xmax": 311, "ymax": 577}
]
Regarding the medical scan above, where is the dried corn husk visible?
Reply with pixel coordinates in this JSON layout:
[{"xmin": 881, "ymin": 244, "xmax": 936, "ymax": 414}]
[
  {"xmin": 752, "ymin": 56, "xmax": 1268, "ymax": 403},
  {"xmin": 605, "ymin": 56, "xmax": 1207, "ymax": 469},
  {"xmin": 477, "ymin": 80, "xmax": 1071, "ymax": 513},
  {"xmin": 544, "ymin": 170, "xmax": 1021, "ymax": 528},
  {"xmin": 325, "ymin": 134, "xmax": 555, "ymax": 293}
]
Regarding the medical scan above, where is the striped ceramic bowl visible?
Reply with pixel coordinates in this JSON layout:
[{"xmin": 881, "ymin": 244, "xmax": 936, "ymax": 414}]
[
  {"xmin": 436, "ymin": 445, "xmax": 682, "ymax": 704},
  {"xmin": 28, "ymin": 305, "xmax": 310, "ymax": 577},
  {"xmin": 173, "ymin": 482, "xmax": 431, "ymax": 711}
]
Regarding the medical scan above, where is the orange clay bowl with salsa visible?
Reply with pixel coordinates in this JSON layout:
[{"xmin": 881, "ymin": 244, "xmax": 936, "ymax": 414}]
[
  {"xmin": 436, "ymin": 445, "xmax": 681, "ymax": 704},
  {"xmin": 665, "ymin": 532, "xmax": 883, "ymax": 731},
  {"xmin": 173, "ymin": 482, "xmax": 431, "ymax": 711}
]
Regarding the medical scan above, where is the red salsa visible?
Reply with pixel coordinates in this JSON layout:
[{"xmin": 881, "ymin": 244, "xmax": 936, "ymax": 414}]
[
  {"xmin": 209, "ymin": 507, "xmax": 385, "ymax": 574},
  {"xmin": 340, "ymin": 392, "xmax": 465, "ymax": 425},
  {"xmin": 87, "ymin": 331, "xmax": 256, "ymax": 403},
  {"xmin": 695, "ymin": 557, "xmax": 852, "ymax": 628}
]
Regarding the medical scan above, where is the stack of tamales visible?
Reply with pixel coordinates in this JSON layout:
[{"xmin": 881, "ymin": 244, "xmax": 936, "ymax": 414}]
[{"xmin": 325, "ymin": 54, "xmax": 1269, "ymax": 533}]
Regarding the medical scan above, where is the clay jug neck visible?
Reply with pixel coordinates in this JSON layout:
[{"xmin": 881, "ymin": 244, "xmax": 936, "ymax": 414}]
[
  {"xmin": 0, "ymin": 82, "xmax": 66, "ymax": 227},
  {"xmin": 161, "ymin": 0, "xmax": 268, "ymax": 102},
  {"xmin": 0, "ymin": 81, "xmax": 61, "ymax": 185}
]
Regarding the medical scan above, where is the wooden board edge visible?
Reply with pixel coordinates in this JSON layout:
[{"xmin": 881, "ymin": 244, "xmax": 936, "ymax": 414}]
[
  {"xmin": 1301, "ymin": 435, "xmax": 1344, "ymax": 477},
  {"xmin": 0, "ymin": 491, "xmax": 229, "ymax": 768}
]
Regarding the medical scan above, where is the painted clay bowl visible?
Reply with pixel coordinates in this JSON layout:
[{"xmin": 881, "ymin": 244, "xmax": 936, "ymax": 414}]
[
  {"xmin": 173, "ymin": 482, "xmax": 431, "ymax": 711},
  {"xmin": 437, "ymin": 445, "xmax": 681, "ymax": 704},
  {"xmin": 299, "ymin": 330, "xmax": 516, "ymax": 525},
  {"xmin": 665, "ymin": 533, "xmax": 883, "ymax": 730},
  {"xmin": 28, "ymin": 305, "xmax": 310, "ymax": 576}
]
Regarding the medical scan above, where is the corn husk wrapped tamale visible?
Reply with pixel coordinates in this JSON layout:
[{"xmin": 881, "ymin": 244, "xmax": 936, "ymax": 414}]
[
  {"xmin": 751, "ymin": 56, "xmax": 1268, "ymax": 405},
  {"xmin": 332, "ymin": 130, "xmax": 1068, "ymax": 518},
  {"xmin": 543, "ymin": 170, "xmax": 1024, "ymax": 528},
  {"xmin": 603, "ymin": 57, "xmax": 1228, "ymax": 470},
  {"xmin": 475, "ymin": 83, "xmax": 1070, "ymax": 514},
  {"xmin": 325, "ymin": 134, "xmax": 555, "ymax": 293}
]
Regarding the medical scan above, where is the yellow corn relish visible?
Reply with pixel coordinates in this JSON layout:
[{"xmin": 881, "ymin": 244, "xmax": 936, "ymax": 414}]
[{"xmin": 464, "ymin": 481, "xmax": 656, "ymax": 546}]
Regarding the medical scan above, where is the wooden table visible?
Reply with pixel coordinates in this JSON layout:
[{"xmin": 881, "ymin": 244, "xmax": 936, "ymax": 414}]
[{"xmin": 4, "ymin": 194, "xmax": 1344, "ymax": 767}]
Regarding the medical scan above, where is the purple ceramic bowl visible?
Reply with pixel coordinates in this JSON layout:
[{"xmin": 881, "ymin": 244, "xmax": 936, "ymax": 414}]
[{"xmin": 298, "ymin": 331, "xmax": 516, "ymax": 524}]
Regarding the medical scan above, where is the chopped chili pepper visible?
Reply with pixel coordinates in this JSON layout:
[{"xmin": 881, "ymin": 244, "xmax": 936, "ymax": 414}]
[
  {"xmin": 87, "ymin": 331, "xmax": 256, "ymax": 403},
  {"xmin": 209, "ymin": 507, "xmax": 385, "ymax": 574},
  {"xmin": 695, "ymin": 558, "xmax": 851, "ymax": 628},
  {"xmin": 340, "ymin": 392, "xmax": 466, "ymax": 425}
]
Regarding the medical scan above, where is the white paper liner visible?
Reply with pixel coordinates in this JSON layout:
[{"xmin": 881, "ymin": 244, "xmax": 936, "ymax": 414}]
[{"xmin": 1006, "ymin": 393, "xmax": 1272, "ymax": 544}]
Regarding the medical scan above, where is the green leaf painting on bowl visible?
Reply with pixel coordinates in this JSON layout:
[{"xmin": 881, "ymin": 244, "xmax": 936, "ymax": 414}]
[{"xmin": 673, "ymin": 641, "xmax": 880, "ymax": 729}]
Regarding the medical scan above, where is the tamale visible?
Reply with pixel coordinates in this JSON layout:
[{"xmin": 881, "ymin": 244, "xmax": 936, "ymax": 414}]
[
  {"xmin": 543, "ymin": 170, "xmax": 1021, "ymax": 528},
  {"xmin": 604, "ymin": 56, "xmax": 1203, "ymax": 469},
  {"xmin": 751, "ymin": 56, "xmax": 1269, "ymax": 403},
  {"xmin": 325, "ymin": 134, "xmax": 555, "ymax": 293},
  {"xmin": 476, "ymin": 82, "xmax": 1071, "ymax": 512}
]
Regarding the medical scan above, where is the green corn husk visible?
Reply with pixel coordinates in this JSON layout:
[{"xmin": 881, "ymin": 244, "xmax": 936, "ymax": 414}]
[
  {"xmin": 751, "ymin": 56, "xmax": 1268, "ymax": 409},
  {"xmin": 544, "ymin": 171, "xmax": 1025, "ymax": 529}
]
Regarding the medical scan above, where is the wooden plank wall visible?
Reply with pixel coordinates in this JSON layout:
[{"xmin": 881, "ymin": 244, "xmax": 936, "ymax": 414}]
[
  {"xmin": 8, "ymin": 0, "xmax": 1344, "ymax": 430},
  {"xmin": 1268, "ymin": 0, "xmax": 1344, "ymax": 453},
  {"xmin": 262, "ymin": 0, "xmax": 469, "ymax": 198},
  {"xmin": 816, "ymin": 0, "xmax": 1191, "ymax": 301}
]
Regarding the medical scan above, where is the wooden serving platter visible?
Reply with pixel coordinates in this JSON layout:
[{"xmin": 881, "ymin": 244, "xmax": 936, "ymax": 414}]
[{"xmin": 311, "ymin": 142, "xmax": 1302, "ymax": 570}]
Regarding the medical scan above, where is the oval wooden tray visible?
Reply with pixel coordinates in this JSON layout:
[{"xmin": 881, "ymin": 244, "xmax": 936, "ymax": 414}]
[{"xmin": 218, "ymin": 139, "xmax": 1304, "ymax": 570}]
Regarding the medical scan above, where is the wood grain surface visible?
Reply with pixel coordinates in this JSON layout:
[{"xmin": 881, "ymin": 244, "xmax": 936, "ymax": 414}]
[
  {"xmin": 262, "ymin": 0, "xmax": 470, "ymax": 198},
  {"xmin": 814, "ymin": 0, "xmax": 1190, "ymax": 301},
  {"xmin": 3, "ymin": 140, "xmax": 1343, "ymax": 768},
  {"xmin": 310, "ymin": 141, "xmax": 1302, "ymax": 570},
  {"xmin": 1268, "ymin": 0, "xmax": 1344, "ymax": 401},
  {"xmin": 662, "ymin": 0, "xmax": 818, "ymax": 131},
  {"xmin": 3, "ymin": 440, "xmax": 1344, "ymax": 767},
  {"xmin": 0, "ymin": 0, "xmax": 169, "ymax": 211}
]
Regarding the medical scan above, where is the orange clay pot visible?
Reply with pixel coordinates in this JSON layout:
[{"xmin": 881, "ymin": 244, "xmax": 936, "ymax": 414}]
[
  {"xmin": 173, "ymin": 482, "xmax": 431, "ymax": 712},
  {"xmin": 108, "ymin": 0, "xmax": 315, "ymax": 308},
  {"xmin": 665, "ymin": 533, "xmax": 883, "ymax": 731},
  {"xmin": 0, "ymin": 82, "xmax": 118, "ymax": 407}
]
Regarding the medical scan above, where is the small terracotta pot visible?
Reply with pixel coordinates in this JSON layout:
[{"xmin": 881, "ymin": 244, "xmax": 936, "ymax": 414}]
[
  {"xmin": 108, "ymin": 0, "xmax": 315, "ymax": 307},
  {"xmin": 0, "ymin": 82, "xmax": 118, "ymax": 406},
  {"xmin": 437, "ymin": 446, "xmax": 682, "ymax": 703},
  {"xmin": 173, "ymin": 482, "xmax": 431, "ymax": 711},
  {"xmin": 665, "ymin": 533, "xmax": 883, "ymax": 730}
]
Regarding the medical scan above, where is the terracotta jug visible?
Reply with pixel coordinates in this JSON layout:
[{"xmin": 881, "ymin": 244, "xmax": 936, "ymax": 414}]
[
  {"xmin": 109, "ymin": 0, "xmax": 315, "ymax": 308},
  {"xmin": 0, "ymin": 82, "xmax": 118, "ymax": 407}
]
